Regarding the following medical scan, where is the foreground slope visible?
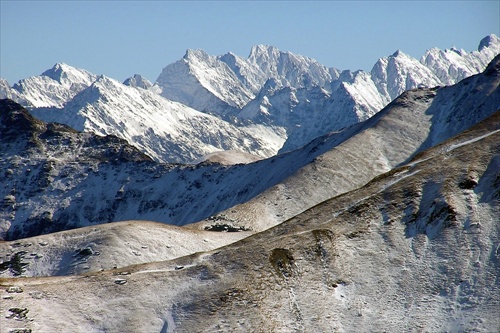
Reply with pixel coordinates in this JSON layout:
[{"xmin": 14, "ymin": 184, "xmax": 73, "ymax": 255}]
[{"xmin": 1, "ymin": 108, "xmax": 498, "ymax": 333}]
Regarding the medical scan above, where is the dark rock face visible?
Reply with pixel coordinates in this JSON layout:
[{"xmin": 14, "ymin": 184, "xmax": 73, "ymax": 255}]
[
  {"xmin": 0, "ymin": 99, "xmax": 44, "ymax": 141},
  {"xmin": 0, "ymin": 99, "xmax": 157, "ymax": 239}
]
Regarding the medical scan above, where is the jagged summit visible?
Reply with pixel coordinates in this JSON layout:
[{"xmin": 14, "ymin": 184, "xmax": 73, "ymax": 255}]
[
  {"xmin": 39, "ymin": 62, "xmax": 98, "ymax": 91},
  {"xmin": 154, "ymin": 47, "xmax": 255, "ymax": 112},
  {"xmin": 247, "ymin": 44, "xmax": 336, "ymax": 88},
  {"xmin": 372, "ymin": 49, "xmax": 442, "ymax": 100},
  {"xmin": 123, "ymin": 74, "xmax": 152, "ymax": 89},
  {"xmin": 41, "ymin": 62, "xmax": 68, "ymax": 79},
  {"xmin": 479, "ymin": 34, "xmax": 500, "ymax": 51},
  {"xmin": 248, "ymin": 44, "xmax": 281, "ymax": 59},
  {"xmin": 391, "ymin": 49, "xmax": 406, "ymax": 57},
  {"xmin": 420, "ymin": 38, "xmax": 500, "ymax": 86},
  {"xmin": 0, "ymin": 79, "xmax": 27, "ymax": 104},
  {"xmin": 183, "ymin": 48, "xmax": 211, "ymax": 61},
  {"xmin": 11, "ymin": 63, "xmax": 97, "ymax": 108},
  {"xmin": 155, "ymin": 43, "xmax": 338, "ymax": 114}
]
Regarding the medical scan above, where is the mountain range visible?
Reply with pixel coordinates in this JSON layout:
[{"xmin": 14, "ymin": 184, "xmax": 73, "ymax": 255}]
[
  {"xmin": 1, "ymin": 35, "xmax": 499, "ymax": 163},
  {"xmin": 0, "ymin": 35, "xmax": 499, "ymax": 332}
]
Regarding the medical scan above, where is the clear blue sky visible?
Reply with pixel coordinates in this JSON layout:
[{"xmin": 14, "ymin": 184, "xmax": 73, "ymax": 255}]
[{"xmin": 1, "ymin": 1, "xmax": 498, "ymax": 84}]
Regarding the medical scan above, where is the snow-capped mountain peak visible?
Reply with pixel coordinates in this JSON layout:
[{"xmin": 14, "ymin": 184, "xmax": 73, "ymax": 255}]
[
  {"xmin": 391, "ymin": 49, "xmax": 405, "ymax": 57},
  {"xmin": 479, "ymin": 34, "xmax": 500, "ymax": 51},
  {"xmin": 247, "ymin": 44, "xmax": 336, "ymax": 89},
  {"xmin": 41, "ymin": 62, "xmax": 96, "ymax": 88},
  {"xmin": 371, "ymin": 49, "xmax": 441, "ymax": 101},
  {"xmin": 420, "ymin": 34, "xmax": 500, "ymax": 85},
  {"xmin": 248, "ymin": 44, "xmax": 281, "ymax": 62},
  {"xmin": 183, "ymin": 48, "xmax": 211, "ymax": 62},
  {"xmin": 154, "ymin": 44, "xmax": 341, "ymax": 116},
  {"xmin": 154, "ymin": 48, "xmax": 255, "ymax": 113},
  {"xmin": 11, "ymin": 63, "xmax": 97, "ymax": 108},
  {"xmin": 123, "ymin": 74, "xmax": 152, "ymax": 89}
]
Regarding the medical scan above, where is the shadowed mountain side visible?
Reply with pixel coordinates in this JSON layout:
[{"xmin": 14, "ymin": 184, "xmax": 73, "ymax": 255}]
[
  {"xmin": 404, "ymin": 52, "xmax": 500, "ymax": 163},
  {"xmin": 0, "ymin": 99, "xmax": 357, "ymax": 240},
  {"xmin": 1, "ymin": 108, "xmax": 498, "ymax": 333}
]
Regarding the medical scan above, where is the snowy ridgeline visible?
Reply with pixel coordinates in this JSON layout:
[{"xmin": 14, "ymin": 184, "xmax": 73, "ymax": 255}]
[{"xmin": 0, "ymin": 35, "xmax": 498, "ymax": 164}]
